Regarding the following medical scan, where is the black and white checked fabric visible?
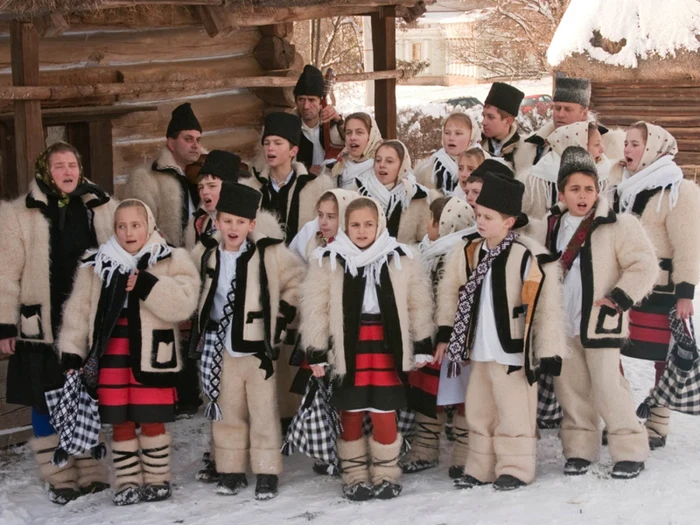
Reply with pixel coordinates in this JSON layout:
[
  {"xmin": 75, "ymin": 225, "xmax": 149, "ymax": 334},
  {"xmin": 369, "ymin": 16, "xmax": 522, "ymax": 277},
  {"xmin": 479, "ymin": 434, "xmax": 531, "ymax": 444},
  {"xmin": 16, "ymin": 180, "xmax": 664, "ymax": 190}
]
[
  {"xmin": 445, "ymin": 231, "xmax": 518, "ymax": 377},
  {"xmin": 638, "ymin": 308, "xmax": 700, "ymax": 417},
  {"xmin": 537, "ymin": 372, "xmax": 563, "ymax": 427},
  {"xmin": 282, "ymin": 375, "xmax": 343, "ymax": 475},
  {"xmin": 45, "ymin": 372, "xmax": 102, "ymax": 466},
  {"xmin": 202, "ymin": 275, "xmax": 238, "ymax": 421}
]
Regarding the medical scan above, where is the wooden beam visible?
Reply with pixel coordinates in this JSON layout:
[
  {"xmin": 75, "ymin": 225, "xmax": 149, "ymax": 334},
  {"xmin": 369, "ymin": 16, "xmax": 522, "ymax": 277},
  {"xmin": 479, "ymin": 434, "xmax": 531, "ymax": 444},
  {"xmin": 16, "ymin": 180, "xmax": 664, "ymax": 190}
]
[
  {"xmin": 254, "ymin": 36, "xmax": 296, "ymax": 70},
  {"xmin": 33, "ymin": 13, "xmax": 69, "ymax": 38},
  {"xmin": 372, "ymin": 6, "xmax": 397, "ymax": 139},
  {"xmin": 10, "ymin": 21, "xmax": 43, "ymax": 196},
  {"xmin": 196, "ymin": 5, "xmax": 238, "ymax": 38},
  {"xmin": 88, "ymin": 120, "xmax": 114, "ymax": 193},
  {"xmin": 0, "ymin": 70, "xmax": 406, "ymax": 101}
]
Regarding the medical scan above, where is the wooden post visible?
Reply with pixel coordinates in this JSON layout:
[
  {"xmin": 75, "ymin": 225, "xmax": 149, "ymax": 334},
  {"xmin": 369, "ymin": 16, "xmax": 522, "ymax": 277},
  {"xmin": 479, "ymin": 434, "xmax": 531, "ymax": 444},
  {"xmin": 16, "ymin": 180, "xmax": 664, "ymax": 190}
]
[
  {"xmin": 10, "ymin": 22, "xmax": 43, "ymax": 196},
  {"xmin": 88, "ymin": 120, "xmax": 114, "ymax": 193},
  {"xmin": 371, "ymin": 7, "xmax": 397, "ymax": 139}
]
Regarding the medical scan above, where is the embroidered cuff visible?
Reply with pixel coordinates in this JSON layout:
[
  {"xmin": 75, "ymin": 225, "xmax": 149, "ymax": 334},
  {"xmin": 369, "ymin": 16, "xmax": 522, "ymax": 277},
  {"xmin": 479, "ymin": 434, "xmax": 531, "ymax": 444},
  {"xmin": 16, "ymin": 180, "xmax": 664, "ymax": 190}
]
[
  {"xmin": 608, "ymin": 288, "xmax": 633, "ymax": 312},
  {"xmin": 676, "ymin": 282, "xmax": 696, "ymax": 300},
  {"xmin": 0, "ymin": 323, "xmax": 18, "ymax": 340},
  {"xmin": 413, "ymin": 337, "xmax": 434, "ymax": 356},
  {"xmin": 131, "ymin": 271, "xmax": 159, "ymax": 301},
  {"xmin": 436, "ymin": 326, "xmax": 453, "ymax": 344},
  {"xmin": 414, "ymin": 354, "xmax": 433, "ymax": 365},
  {"xmin": 279, "ymin": 300, "xmax": 297, "ymax": 324},
  {"xmin": 306, "ymin": 348, "xmax": 329, "ymax": 365},
  {"xmin": 61, "ymin": 353, "xmax": 84, "ymax": 372}
]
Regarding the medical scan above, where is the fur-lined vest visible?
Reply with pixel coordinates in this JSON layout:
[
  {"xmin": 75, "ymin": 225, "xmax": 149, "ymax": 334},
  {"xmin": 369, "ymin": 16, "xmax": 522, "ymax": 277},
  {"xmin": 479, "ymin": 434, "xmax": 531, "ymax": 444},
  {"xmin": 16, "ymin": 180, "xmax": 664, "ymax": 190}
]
[
  {"xmin": 609, "ymin": 169, "xmax": 700, "ymax": 310},
  {"xmin": 435, "ymin": 233, "xmax": 566, "ymax": 382},
  {"xmin": 299, "ymin": 251, "xmax": 435, "ymax": 377},
  {"xmin": 540, "ymin": 198, "xmax": 659, "ymax": 348},
  {"xmin": 189, "ymin": 212, "xmax": 303, "ymax": 373},
  {"xmin": 124, "ymin": 147, "xmax": 200, "ymax": 247},
  {"xmin": 244, "ymin": 161, "xmax": 334, "ymax": 244},
  {"xmin": 0, "ymin": 181, "xmax": 117, "ymax": 344},
  {"xmin": 58, "ymin": 248, "xmax": 200, "ymax": 386}
]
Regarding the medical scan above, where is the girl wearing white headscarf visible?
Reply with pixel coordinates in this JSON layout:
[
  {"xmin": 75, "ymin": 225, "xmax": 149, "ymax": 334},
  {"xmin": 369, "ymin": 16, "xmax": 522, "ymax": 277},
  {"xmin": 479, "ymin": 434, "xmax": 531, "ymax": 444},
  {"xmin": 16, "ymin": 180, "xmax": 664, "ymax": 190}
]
[{"xmin": 329, "ymin": 113, "xmax": 383, "ymax": 190}]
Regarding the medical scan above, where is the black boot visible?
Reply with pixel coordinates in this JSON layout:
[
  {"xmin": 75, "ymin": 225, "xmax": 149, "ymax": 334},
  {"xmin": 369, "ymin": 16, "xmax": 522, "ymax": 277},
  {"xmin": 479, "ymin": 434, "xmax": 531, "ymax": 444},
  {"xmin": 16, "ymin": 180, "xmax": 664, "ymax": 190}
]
[
  {"xmin": 113, "ymin": 485, "xmax": 141, "ymax": 506},
  {"xmin": 48, "ymin": 486, "xmax": 82, "ymax": 505},
  {"xmin": 564, "ymin": 458, "xmax": 591, "ymax": 476},
  {"xmin": 448, "ymin": 465, "xmax": 465, "ymax": 479},
  {"xmin": 373, "ymin": 480, "xmax": 402, "ymax": 500},
  {"xmin": 142, "ymin": 481, "xmax": 172, "ymax": 502},
  {"xmin": 215, "ymin": 473, "xmax": 248, "ymax": 495},
  {"xmin": 611, "ymin": 461, "xmax": 645, "ymax": 479},
  {"xmin": 493, "ymin": 474, "xmax": 526, "ymax": 491},
  {"xmin": 342, "ymin": 481, "xmax": 374, "ymax": 502},
  {"xmin": 196, "ymin": 452, "xmax": 219, "ymax": 483},
  {"xmin": 312, "ymin": 461, "xmax": 338, "ymax": 476},
  {"xmin": 649, "ymin": 435, "xmax": 666, "ymax": 450},
  {"xmin": 454, "ymin": 474, "xmax": 488, "ymax": 489},
  {"xmin": 255, "ymin": 474, "xmax": 279, "ymax": 500}
]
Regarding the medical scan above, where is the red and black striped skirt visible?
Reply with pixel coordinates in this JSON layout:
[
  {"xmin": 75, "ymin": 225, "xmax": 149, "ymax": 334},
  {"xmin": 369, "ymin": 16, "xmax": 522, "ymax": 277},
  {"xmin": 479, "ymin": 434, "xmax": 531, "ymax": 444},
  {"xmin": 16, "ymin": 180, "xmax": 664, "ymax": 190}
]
[
  {"xmin": 97, "ymin": 314, "xmax": 176, "ymax": 424},
  {"xmin": 331, "ymin": 314, "xmax": 407, "ymax": 412},
  {"xmin": 622, "ymin": 307, "xmax": 671, "ymax": 362}
]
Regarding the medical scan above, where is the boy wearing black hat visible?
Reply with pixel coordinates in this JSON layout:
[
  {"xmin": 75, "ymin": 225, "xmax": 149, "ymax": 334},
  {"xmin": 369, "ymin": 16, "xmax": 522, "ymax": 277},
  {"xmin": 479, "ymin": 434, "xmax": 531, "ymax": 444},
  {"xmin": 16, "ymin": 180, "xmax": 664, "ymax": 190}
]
[
  {"xmin": 248, "ymin": 112, "xmax": 333, "ymax": 245},
  {"xmin": 184, "ymin": 150, "xmax": 242, "ymax": 250},
  {"xmin": 480, "ymin": 82, "xmax": 525, "ymax": 167},
  {"xmin": 125, "ymin": 102, "xmax": 204, "ymax": 247},
  {"xmin": 190, "ymin": 182, "xmax": 303, "ymax": 500},
  {"xmin": 294, "ymin": 64, "xmax": 344, "ymax": 173},
  {"xmin": 434, "ymin": 169, "xmax": 566, "ymax": 491},
  {"xmin": 535, "ymin": 146, "xmax": 657, "ymax": 479}
]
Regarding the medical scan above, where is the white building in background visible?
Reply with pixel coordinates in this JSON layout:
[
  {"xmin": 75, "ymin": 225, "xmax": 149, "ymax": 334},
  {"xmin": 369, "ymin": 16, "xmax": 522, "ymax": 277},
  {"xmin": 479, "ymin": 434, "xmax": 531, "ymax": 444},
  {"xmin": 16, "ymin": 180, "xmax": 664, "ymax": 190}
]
[{"xmin": 397, "ymin": 8, "xmax": 491, "ymax": 85}]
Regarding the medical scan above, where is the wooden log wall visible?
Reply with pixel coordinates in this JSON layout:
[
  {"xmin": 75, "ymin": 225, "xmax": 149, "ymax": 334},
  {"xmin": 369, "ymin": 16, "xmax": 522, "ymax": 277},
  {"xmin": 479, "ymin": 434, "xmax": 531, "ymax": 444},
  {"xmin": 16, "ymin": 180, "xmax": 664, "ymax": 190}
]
[
  {"xmin": 0, "ymin": 17, "xmax": 266, "ymax": 197},
  {"xmin": 591, "ymin": 81, "xmax": 700, "ymax": 175}
]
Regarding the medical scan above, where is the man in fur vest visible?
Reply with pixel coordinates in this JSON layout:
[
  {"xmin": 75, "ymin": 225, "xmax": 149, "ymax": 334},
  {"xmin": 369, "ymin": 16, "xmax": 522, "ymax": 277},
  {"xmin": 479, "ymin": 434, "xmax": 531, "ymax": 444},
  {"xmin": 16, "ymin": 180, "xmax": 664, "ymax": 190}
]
[
  {"xmin": 124, "ymin": 102, "xmax": 203, "ymax": 247},
  {"xmin": 294, "ymin": 64, "xmax": 344, "ymax": 175},
  {"xmin": 124, "ymin": 102, "xmax": 204, "ymax": 417},
  {"xmin": 480, "ymin": 82, "xmax": 525, "ymax": 169}
]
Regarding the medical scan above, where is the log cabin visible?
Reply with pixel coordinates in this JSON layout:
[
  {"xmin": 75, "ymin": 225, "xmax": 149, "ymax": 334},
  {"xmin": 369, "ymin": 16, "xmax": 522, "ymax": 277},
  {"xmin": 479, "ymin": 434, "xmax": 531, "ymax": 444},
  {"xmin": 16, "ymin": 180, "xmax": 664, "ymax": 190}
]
[
  {"xmin": 547, "ymin": 0, "xmax": 700, "ymax": 179},
  {"xmin": 0, "ymin": 0, "xmax": 427, "ymax": 447}
]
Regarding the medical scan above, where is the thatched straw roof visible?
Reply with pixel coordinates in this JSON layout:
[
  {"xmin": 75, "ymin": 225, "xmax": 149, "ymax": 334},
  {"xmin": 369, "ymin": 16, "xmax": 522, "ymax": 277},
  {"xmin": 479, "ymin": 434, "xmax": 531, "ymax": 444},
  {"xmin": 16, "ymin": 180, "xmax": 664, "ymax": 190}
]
[{"xmin": 548, "ymin": 0, "xmax": 700, "ymax": 81}]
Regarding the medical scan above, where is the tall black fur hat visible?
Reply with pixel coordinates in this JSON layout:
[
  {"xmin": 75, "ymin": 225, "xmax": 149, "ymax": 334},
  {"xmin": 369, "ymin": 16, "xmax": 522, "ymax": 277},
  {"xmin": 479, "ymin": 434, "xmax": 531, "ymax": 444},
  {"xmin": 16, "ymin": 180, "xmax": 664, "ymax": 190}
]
[
  {"xmin": 262, "ymin": 112, "xmax": 302, "ymax": 147},
  {"xmin": 476, "ymin": 172, "xmax": 524, "ymax": 218},
  {"xmin": 199, "ymin": 150, "xmax": 241, "ymax": 183},
  {"xmin": 294, "ymin": 65, "xmax": 325, "ymax": 98},
  {"xmin": 484, "ymin": 82, "xmax": 525, "ymax": 118},
  {"xmin": 554, "ymin": 77, "xmax": 591, "ymax": 107},
  {"xmin": 216, "ymin": 182, "xmax": 262, "ymax": 219},
  {"xmin": 166, "ymin": 103, "xmax": 202, "ymax": 138}
]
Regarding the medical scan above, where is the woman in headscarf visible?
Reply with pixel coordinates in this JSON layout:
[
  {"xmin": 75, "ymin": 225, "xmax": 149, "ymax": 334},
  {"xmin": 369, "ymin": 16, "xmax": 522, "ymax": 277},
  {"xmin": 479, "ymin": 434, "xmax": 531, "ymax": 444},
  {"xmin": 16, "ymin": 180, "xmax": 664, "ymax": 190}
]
[{"xmin": 0, "ymin": 142, "xmax": 117, "ymax": 504}]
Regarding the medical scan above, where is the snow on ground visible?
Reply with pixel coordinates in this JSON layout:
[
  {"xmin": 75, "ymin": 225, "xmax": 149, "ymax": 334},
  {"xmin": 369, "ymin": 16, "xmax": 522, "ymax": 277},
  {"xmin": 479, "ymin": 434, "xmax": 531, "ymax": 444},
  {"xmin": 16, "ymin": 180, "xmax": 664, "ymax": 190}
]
[{"xmin": 2, "ymin": 354, "xmax": 700, "ymax": 525}]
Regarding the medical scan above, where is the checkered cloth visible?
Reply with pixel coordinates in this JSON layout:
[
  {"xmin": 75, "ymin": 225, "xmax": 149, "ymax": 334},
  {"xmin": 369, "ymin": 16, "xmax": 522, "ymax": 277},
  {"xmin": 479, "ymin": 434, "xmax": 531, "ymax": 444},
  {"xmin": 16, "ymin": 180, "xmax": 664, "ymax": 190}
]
[
  {"xmin": 45, "ymin": 371, "xmax": 102, "ymax": 466},
  {"xmin": 537, "ymin": 371, "xmax": 563, "ymax": 427},
  {"xmin": 201, "ymin": 328, "xmax": 225, "ymax": 420},
  {"xmin": 282, "ymin": 375, "xmax": 343, "ymax": 475},
  {"xmin": 638, "ymin": 307, "xmax": 700, "ymax": 417}
]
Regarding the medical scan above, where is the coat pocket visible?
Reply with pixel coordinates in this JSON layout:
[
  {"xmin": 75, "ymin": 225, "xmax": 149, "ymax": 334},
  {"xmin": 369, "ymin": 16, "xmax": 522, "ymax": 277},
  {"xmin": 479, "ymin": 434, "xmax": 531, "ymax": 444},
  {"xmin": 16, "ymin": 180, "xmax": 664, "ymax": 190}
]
[
  {"xmin": 244, "ymin": 311, "xmax": 265, "ymax": 341},
  {"xmin": 595, "ymin": 305, "xmax": 623, "ymax": 335},
  {"xmin": 150, "ymin": 329, "xmax": 177, "ymax": 369},
  {"xmin": 511, "ymin": 305, "xmax": 526, "ymax": 339},
  {"xmin": 19, "ymin": 304, "xmax": 43, "ymax": 340},
  {"xmin": 654, "ymin": 258, "xmax": 674, "ymax": 294}
]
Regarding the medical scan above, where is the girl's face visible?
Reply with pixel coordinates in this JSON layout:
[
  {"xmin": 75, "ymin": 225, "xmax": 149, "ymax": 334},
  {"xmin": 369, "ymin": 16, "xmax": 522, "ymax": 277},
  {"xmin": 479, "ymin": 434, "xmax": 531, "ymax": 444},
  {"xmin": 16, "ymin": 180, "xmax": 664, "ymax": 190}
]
[
  {"xmin": 49, "ymin": 151, "xmax": 80, "ymax": 194},
  {"xmin": 587, "ymin": 128, "xmax": 605, "ymax": 163},
  {"xmin": 347, "ymin": 208, "xmax": 379, "ymax": 249},
  {"xmin": 318, "ymin": 199, "xmax": 339, "ymax": 240},
  {"xmin": 443, "ymin": 119, "xmax": 472, "ymax": 157},
  {"xmin": 458, "ymin": 155, "xmax": 480, "ymax": 191},
  {"xmin": 345, "ymin": 119, "xmax": 370, "ymax": 160},
  {"xmin": 374, "ymin": 146, "xmax": 402, "ymax": 187},
  {"xmin": 624, "ymin": 128, "xmax": 646, "ymax": 173},
  {"xmin": 427, "ymin": 212, "xmax": 440, "ymax": 241},
  {"xmin": 115, "ymin": 207, "xmax": 149, "ymax": 255}
]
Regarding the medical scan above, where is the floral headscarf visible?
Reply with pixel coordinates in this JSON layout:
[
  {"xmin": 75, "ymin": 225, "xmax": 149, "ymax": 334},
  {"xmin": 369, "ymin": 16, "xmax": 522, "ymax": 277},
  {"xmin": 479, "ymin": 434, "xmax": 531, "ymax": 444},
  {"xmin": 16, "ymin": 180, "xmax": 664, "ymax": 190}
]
[{"xmin": 35, "ymin": 142, "xmax": 85, "ymax": 208}]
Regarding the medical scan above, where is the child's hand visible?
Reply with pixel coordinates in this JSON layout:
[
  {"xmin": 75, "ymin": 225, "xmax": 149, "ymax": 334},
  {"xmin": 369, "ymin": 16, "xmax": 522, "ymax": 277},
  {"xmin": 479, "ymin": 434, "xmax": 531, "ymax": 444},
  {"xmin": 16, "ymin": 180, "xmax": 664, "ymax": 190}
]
[
  {"xmin": 676, "ymin": 298, "xmax": 694, "ymax": 320},
  {"xmin": 433, "ymin": 342, "xmax": 448, "ymax": 365},
  {"xmin": 0, "ymin": 337, "xmax": 15, "ymax": 355},
  {"xmin": 310, "ymin": 364, "xmax": 326, "ymax": 378},
  {"xmin": 594, "ymin": 297, "xmax": 618, "ymax": 311},
  {"xmin": 126, "ymin": 270, "xmax": 139, "ymax": 292}
]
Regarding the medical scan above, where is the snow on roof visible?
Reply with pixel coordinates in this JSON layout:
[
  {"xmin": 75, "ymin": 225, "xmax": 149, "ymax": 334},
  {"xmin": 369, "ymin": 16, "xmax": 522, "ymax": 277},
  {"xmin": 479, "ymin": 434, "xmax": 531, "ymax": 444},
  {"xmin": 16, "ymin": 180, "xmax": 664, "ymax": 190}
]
[{"xmin": 547, "ymin": 0, "xmax": 700, "ymax": 68}]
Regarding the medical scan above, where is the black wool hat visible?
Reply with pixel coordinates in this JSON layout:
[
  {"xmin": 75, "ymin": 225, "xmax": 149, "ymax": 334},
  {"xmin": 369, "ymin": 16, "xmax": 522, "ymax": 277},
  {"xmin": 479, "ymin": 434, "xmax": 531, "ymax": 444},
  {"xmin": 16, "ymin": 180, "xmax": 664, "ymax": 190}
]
[
  {"xmin": 216, "ymin": 181, "xmax": 262, "ymax": 220},
  {"xmin": 471, "ymin": 158, "xmax": 515, "ymax": 181},
  {"xmin": 199, "ymin": 150, "xmax": 241, "ymax": 183},
  {"xmin": 484, "ymin": 82, "xmax": 525, "ymax": 118},
  {"xmin": 554, "ymin": 77, "xmax": 591, "ymax": 107},
  {"xmin": 294, "ymin": 64, "xmax": 325, "ymax": 99},
  {"xmin": 557, "ymin": 146, "xmax": 598, "ymax": 188},
  {"xmin": 262, "ymin": 112, "xmax": 302, "ymax": 147},
  {"xmin": 166, "ymin": 103, "xmax": 202, "ymax": 138},
  {"xmin": 476, "ymin": 172, "xmax": 524, "ymax": 218}
]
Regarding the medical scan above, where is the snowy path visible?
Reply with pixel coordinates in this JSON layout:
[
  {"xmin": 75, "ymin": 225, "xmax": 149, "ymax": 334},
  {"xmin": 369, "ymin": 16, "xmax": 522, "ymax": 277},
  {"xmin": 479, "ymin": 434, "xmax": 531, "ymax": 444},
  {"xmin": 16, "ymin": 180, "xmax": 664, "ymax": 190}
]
[{"xmin": 2, "ymin": 354, "xmax": 700, "ymax": 525}]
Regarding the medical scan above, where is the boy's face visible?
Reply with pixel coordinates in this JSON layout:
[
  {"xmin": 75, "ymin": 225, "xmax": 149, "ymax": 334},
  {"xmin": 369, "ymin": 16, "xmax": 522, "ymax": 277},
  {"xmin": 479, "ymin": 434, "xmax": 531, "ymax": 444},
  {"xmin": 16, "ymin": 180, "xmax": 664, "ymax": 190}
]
[
  {"xmin": 443, "ymin": 120, "xmax": 472, "ymax": 157},
  {"xmin": 475, "ymin": 204, "xmax": 515, "ymax": 242},
  {"xmin": 587, "ymin": 128, "xmax": 605, "ymax": 163},
  {"xmin": 115, "ymin": 207, "xmax": 148, "ymax": 255},
  {"xmin": 465, "ymin": 181, "xmax": 483, "ymax": 207},
  {"xmin": 216, "ymin": 212, "xmax": 255, "ymax": 251},
  {"xmin": 263, "ymin": 136, "xmax": 298, "ymax": 169},
  {"xmin": 347, "ymin": 208, "xmax": 379, "ymax": 250},
  {"xmin": 481, "ymin": 105, "xmax": 512, "ymax": 140},
  {"xmin": 559, "ymin": 172, "xmax": 598, "ymax": 217},
  {"xmin": 198, "ymin": 175, "xmax": 222, "ymax": 213},
  {"xmin": 427, "ymin": 211, "xmax": 440, "ymax": 242}
]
